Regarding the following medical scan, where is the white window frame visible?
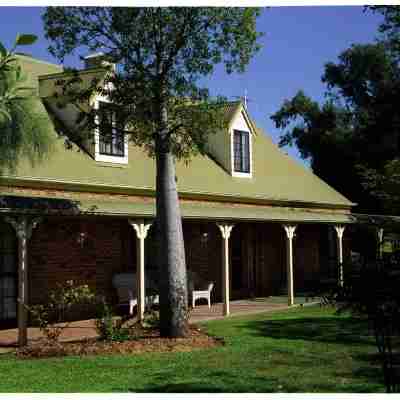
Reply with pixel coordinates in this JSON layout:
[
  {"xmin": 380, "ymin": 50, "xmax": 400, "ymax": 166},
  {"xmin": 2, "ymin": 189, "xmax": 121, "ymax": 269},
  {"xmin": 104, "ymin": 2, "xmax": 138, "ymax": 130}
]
[
  {"xmin": 93, "ymin": 95, "xmax": 128, "ymax": 164},
  {"xmin": 230, "ymin": 113, "xmax": 253, "ymax": 179}
]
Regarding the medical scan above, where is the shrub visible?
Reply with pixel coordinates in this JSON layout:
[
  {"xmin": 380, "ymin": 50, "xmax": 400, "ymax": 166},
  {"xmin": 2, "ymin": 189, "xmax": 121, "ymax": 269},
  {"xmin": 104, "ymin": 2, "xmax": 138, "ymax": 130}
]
[
  {"xmin": 141, "ymin": 310, "xmax": 160, "ymax": 329},
  {"xmin": 323, "ymin": 259, "xmax": 400, "ymax": 393},
  {"xmin": 26, "ymin": 280, "xmax": 95, "ymax": 343},
  {"xmin": 95, "ymin": 298, "xmax": 134, "ymax": 342}
]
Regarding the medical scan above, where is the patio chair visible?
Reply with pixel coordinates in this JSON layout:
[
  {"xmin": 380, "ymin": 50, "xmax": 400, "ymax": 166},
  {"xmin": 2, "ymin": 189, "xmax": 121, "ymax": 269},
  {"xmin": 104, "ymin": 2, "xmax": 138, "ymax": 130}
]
[
  {"xmin": 112, "ymin": 272, "xmax": 159, "ymax": 315},
  {"xmin": 192, "ymin": 282, "xmax": 214, "ymax": 309}
]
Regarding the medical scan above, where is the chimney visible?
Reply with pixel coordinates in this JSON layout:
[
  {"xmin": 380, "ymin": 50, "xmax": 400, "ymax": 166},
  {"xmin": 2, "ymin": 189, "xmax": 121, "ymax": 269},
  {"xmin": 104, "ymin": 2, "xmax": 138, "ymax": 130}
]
[{"xmin": 83, "ymin": 52, "xmax": 115, "ymax": 71}]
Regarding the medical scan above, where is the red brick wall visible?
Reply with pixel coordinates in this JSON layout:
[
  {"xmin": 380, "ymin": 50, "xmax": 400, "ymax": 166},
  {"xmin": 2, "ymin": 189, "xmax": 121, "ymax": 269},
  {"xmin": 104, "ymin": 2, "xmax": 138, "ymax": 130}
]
[
  {"xmin": 254, "ymin": 223, "xmax": 286, "ymax": 296},
  {"xmin": 293, "ymin": 224, "xmax": 321, "ymax": 290},
  {"xmin": 29, "ymin": 217, "xmax": 135, "ymax": 305},
  {"xmin": 183, "ymin": 222, "xmax": 222, "ymax": 302},
  {"xmin": 27, "ymin": 217, "xmax": 327, "ymax": 307}
]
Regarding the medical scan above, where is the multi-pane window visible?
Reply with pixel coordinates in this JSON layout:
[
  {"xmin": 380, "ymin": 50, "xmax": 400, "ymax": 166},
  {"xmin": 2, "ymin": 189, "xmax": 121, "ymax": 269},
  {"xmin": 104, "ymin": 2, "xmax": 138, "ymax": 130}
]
[
  {"xmin": 98, "ymin": 101, "xmax": 124, "ymax": 157},
  {"xmin": 233, "ymin": 129, "xmax": 250, "ymax": 173},
  {"xmin": 0, "ymin": 223, "xmax": 17, "ymax": 322}
]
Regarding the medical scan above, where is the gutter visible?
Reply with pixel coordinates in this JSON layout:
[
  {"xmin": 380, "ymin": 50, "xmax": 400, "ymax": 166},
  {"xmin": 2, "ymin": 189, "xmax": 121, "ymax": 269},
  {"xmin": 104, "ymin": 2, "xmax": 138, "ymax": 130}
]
[{"xmin": 0, "ymin": 176, "xmax": 354, "ymax": 212}]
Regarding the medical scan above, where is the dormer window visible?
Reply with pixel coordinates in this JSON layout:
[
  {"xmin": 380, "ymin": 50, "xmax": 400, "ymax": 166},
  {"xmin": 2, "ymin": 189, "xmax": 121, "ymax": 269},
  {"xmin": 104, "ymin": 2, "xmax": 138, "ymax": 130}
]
[
  {"xmin": 233, "ymin": 129, "xmax": 250, "ymax": 173},
  {"xmin": 93, "ymin": 99, "xmax": 128, "ymax": 164},
  {"xmin": 98, "ymin": 101, "xmax": 124, "ymax": 157}
]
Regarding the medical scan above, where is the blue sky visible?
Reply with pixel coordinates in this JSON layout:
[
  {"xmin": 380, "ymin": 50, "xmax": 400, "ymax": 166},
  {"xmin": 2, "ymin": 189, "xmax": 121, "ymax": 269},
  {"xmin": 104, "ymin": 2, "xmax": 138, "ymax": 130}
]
[{"xmin": 0, "ymin": 6, "xmax": 384, "ymax": 164}]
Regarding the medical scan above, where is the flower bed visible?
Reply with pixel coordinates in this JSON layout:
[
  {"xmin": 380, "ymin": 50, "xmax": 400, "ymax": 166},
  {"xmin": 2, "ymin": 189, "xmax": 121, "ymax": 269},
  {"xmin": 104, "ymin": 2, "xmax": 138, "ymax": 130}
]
[{"xmin": 16, "ymin": 324, "xmax": 223, "ymax": 359}]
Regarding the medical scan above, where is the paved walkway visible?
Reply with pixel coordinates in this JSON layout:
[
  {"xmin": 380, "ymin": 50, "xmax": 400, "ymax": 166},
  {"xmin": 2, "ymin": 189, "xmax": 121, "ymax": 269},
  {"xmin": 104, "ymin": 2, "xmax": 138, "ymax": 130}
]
[
  {"xmin": 190, "ymin": 298, "xmax": 292, "ymax": 323},
  {"xmin": 0, "ymin": 296, "xmax": 316, "ymax": 351}
]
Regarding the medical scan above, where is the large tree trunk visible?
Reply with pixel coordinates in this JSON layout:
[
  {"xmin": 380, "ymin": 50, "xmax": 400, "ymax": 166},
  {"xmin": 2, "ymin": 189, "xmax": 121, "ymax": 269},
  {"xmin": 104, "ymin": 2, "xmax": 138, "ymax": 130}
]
[{"xmin": 156, "ymin": 102, "xmax": 189, "ymax": 338}]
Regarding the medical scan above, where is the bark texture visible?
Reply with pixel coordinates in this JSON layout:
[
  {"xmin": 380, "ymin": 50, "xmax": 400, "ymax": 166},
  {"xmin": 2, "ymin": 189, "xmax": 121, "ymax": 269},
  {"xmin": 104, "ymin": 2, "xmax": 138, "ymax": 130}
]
[{"xmin": 156, "ymin": 103, "xmax": 188, "ymax": 338}]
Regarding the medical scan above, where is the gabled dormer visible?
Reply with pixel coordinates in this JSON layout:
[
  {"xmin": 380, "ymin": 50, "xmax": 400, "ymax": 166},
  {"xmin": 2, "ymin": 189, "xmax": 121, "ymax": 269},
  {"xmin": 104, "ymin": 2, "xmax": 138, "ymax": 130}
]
[
  {"xmin": 84, "ymin": 54, "xmax": 129, "ymax": 165},
  {"xmin": 37, "ymin": 53, "xmax": 129, "ymax": 165},
  {"xmin": 206, "ymin": 101, "xmax": 256, "ymax": 178}
]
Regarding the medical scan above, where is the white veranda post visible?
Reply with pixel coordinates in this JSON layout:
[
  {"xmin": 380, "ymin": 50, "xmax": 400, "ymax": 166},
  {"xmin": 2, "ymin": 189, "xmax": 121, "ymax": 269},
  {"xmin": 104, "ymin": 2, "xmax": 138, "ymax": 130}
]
[
  {"xmin": 129, "ymin": 219, "xmax": 152, "ymax": 321},
  {"xmin": 217, "ymin": 223, "xmax": 234, "ymax": 316},
  {"xmin": 377, "ymin": 228, "xmax": 384, "ymax": 260},
  {"xmin": 334, "ymin": 225, "xmax": 346, "ymax": 287},
  {"xmin": 4, "ymin": 216, "xmax": 40, "ymax": 347},
  {"xmin": 283, "ymin": 224, "xmax": 297, "ymax": 306}
]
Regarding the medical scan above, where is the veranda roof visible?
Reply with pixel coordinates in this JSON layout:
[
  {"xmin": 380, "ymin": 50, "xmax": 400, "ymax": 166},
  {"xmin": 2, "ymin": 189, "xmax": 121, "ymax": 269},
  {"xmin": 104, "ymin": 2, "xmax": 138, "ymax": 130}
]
[{"xmin": 0, "ymin": 194, "xmax": 354, "ymax": 224}]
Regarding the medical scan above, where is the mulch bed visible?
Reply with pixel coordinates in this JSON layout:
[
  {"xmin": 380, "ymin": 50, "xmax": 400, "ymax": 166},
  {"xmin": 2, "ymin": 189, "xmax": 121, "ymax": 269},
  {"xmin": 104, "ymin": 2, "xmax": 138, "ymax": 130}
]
[{"xmin": 16, "ymin": 325, "xmax": 224, "ymax": 359}]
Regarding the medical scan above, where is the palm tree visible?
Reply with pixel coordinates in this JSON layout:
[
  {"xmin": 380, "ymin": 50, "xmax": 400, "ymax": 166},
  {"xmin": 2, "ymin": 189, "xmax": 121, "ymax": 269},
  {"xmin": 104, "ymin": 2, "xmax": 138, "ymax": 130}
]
[{"xmin": 0, "ymin": 34, "xmax": 54, "ymax": 173}]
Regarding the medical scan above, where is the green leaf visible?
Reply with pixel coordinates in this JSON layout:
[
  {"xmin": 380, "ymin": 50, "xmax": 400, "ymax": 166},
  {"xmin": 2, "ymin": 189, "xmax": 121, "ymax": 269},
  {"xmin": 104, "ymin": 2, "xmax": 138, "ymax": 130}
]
[
  {"xmin": 15, "ymin": 34, "xmax": 37, "ymax": 46},
  {"xmin": 15, "ymin": 65, "xmax": 21, "ymax": 80},
  {"xmin": 0, "ymin": 108, "xmax": 12, "ymax": 124},
  {"xmin": 0, "ymin": 41, "xmax": 6, "ymax": 57}
]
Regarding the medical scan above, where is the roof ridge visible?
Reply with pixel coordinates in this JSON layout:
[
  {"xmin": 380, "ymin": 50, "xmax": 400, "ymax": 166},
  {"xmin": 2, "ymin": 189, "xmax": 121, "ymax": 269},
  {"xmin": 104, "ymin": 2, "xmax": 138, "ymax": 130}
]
[
  {"xmin": 15, "ymin": 54, "xmax": 62, "ymax": 69},
  {"xmin": 39, "ymin": 66, "xmax": 108, "ymax": 81}
]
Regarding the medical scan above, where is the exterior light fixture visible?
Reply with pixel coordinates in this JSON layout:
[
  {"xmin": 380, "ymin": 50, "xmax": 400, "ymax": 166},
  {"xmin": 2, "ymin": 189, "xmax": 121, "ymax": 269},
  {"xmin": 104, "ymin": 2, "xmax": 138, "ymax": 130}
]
[
  {"xmin": 200, "ymin": 231, "xmax": 209, "ymax": 245},
  {"xmin": 77, "ymin": 231, "xmax": 87, "ymax": 248}
]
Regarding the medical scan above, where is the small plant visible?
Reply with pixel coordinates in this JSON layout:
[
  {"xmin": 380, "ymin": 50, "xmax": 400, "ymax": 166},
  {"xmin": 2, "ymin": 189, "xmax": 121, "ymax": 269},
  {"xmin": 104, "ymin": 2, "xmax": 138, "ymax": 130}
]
[
  {"xmin": 95, "ymin": 297, "xmax": 115, "ymax": 340},
  {"xmin": 95, "ymin": 298, "xmax": 133, "ymax": 342},
  {"xmin": 26, "ymin": 280, "xmax": 95, "ymax": 343},
  {"xmin": 141, "ymin": 310, "xmax": 160, "ymax": 329}
]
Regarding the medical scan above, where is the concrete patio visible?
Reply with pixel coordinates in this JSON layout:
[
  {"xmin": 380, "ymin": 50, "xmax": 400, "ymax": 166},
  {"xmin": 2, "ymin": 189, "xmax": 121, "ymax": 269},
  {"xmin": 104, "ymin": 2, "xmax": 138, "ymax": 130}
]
[{"xmin": 0, "ymin": 296, "xmax": 318, "ymax": 350}]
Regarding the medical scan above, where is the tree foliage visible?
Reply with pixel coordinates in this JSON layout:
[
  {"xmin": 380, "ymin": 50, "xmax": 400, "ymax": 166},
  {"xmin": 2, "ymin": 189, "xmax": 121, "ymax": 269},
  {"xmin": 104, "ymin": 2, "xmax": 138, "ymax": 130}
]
[
  {"xmin": 0, "ymin": 34, "xmax": 54, "ymax": 173},
  {"xmin": 370, "ymin": 5, "xmax": 400, "ymax": 60},
  {"xmin": 323, "ymin": 255, "xmax": 400, "ymax": 393},
  {"xmin": 42, "ymin": 7, "xmax": 262, "ymax": 337},
  {"xmin": 43, "ymin": 8, "xmax": 262, "ymax": 160},
  {"xmin": 272, "ymin": 7, "xmax": 400, "ymax": 214}
]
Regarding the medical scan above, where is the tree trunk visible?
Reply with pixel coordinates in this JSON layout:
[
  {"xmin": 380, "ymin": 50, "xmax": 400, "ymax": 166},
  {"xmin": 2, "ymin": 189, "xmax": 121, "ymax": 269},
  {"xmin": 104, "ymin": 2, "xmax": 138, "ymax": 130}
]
[{"xmin": 156, "ymin": 102, "xmax": 188, "ymax": 338}]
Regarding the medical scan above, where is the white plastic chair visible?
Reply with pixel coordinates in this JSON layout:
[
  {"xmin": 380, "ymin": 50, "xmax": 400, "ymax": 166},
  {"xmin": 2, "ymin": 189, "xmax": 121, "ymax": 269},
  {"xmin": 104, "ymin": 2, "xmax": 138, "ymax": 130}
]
[
  {"xmin": 192, "ymin": 282, "xmax": 214, "ymax": 309},
  {"xmin": 112, "ymin": 273, "xmax": 159, "ymax": 315},
  {"xmin": 128, "ymin": 291, "xmax": 159, "ymax": 315}
]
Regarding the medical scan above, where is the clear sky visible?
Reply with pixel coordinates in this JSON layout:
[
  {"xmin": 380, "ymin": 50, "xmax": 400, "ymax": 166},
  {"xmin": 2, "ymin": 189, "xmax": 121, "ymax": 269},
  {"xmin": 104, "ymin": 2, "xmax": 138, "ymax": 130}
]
[{"xmin": 0, "ymin": 6, "xmax": 384, "ymax": 164}]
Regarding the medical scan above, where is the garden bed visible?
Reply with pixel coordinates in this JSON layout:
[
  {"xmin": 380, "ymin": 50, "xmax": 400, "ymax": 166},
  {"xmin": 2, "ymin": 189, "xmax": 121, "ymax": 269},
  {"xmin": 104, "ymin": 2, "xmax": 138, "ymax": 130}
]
[{"xmin": 16, "ymin": 324, "xmax": 223, "ymax": 359}]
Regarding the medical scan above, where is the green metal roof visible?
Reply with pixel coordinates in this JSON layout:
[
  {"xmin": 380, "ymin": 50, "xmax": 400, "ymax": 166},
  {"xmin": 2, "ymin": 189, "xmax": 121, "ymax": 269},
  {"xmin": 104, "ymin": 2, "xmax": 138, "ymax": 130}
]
[
  {"xmin": 2, "ymin": 56, "xmax": 354, "ymax": 211},
  {"xmin": 0, "ymin": 194, "xmax": 354, "ymax": 224},
  {"xmin": 2, "ymin": 128, "xmax": 353, "ymax": 208},
  {"xmin": 15, "ymin": 54, "xmax": 63, "ymax": 94}
]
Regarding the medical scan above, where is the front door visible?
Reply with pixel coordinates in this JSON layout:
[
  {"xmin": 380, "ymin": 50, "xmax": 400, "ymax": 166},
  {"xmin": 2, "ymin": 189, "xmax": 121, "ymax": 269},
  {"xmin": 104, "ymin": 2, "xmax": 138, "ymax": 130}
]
[{"xmin": 0, "ymin": 223, "xmax": 17, "ymax": 328}]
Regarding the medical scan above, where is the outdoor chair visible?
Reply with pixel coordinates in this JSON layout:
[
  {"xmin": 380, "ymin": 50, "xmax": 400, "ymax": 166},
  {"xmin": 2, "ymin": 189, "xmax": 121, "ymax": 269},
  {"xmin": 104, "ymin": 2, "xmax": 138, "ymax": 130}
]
[
  {"xmin": 192, "ymin": 282, "xmax": 214, "ymax": 309},
  {"xmin": 112, "ymin": 272, "xmax": 159, "ymax": 315}
]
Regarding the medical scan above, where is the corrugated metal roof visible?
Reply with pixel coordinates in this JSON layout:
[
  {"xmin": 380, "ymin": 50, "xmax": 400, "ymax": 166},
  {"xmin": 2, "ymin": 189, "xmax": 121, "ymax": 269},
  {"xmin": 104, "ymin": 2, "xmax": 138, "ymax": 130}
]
[
  {"xmin": 3, "ymin": 56, "xmax": 354, "ymax": 210},
  {"xmin": 15, "ymin": 54, "xmax": 63, "ymax": 95},
  {"xmin": 0, "ymin": 194, "xmax": 354, "ymax": 224}
]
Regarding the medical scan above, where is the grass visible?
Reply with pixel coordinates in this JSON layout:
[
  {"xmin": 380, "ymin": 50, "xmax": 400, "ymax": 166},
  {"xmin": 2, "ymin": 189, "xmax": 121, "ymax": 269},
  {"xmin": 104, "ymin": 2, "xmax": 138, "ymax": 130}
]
[{"xmin": 0, "ymin": 305, "xmax": 385, "ymax": 392}]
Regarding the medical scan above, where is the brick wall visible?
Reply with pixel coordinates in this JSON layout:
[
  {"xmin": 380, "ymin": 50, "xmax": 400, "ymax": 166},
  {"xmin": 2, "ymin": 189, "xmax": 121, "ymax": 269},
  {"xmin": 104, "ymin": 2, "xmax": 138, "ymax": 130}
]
[
  {"xmin": 29, "ymin": 217, "xmax": 135, "ymax": 305},
  {"xmin": 27, "ymin": 217, "xmax": 328, "ymax": 308},
  {"xmin": 183, "ymin": 222, "xmax": 222, "ymax": 302}
]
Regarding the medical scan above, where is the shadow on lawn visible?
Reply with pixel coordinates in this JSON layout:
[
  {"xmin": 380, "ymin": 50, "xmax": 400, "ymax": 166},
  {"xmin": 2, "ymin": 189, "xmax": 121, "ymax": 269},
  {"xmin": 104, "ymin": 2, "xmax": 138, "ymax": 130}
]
[
  {"xmin": 116, "ymin": 315, "xmax": 384, "ymax": 393},
  {"xmin": 242, "ymin": 315, "xmax": 374, "ymax": 346},
  {"xmin": 124, "ymin": 368, "xmax": 383, "ymax": 393},
  {"xmin": 124, "ymin": 371, "xmax": 298, "ymax": 393}
]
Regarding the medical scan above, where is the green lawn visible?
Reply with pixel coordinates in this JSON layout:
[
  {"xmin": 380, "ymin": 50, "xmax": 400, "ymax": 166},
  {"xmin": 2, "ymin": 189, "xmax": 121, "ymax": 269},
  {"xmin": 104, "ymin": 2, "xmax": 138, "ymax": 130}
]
[{"xmin": 0, "ymin": 306, "xmax": 385, "ymax": 392}]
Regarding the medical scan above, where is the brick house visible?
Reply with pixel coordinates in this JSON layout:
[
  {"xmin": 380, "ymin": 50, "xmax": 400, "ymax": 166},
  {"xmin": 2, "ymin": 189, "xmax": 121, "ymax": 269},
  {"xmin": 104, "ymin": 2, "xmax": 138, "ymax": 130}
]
[{"xmin": 0, "ymin": 54, "xmax": 354, "ymax": 345}]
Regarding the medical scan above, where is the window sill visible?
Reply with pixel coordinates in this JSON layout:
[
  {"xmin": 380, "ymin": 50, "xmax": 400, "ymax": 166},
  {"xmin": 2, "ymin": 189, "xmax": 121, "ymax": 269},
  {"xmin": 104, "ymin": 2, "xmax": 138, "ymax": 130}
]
[
  {"xmin": 95, "ymin": 161, "xmax": 128, "ymax": 169},
  {"xmin": 95, "ymin": 153, "xmax": 128, "ymax": 165},
  {"xmin": 232, "ymin": 171, "xmax": 252, "ymax": 178}
]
